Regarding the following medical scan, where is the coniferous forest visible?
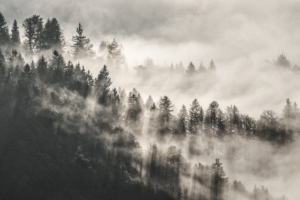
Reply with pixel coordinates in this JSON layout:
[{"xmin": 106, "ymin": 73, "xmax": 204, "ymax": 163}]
[{"xmin": 0, "ymin": 8, "xmax": 299, "ymax": 200}]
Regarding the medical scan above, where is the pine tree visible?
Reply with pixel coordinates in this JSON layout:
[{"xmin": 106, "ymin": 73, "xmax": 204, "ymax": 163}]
[
  {"xmin": 10, "ymin": 20, "xmax": 21, "ymax": 49},
  {"xmin": 22, "ymin": 15, "xmax": 44, "ymax": 52},
  {"xmin": 158, "ymin": 96, "xmax": 173, "ymax": 127},
  {"xmin": 145, "ymin": 95, "xmax": 154, "ymax": 110},
  {"xmin": 198, "ymin": 61, "xmax": 206, "ymax": 73},
  {"xmin": 189, "ymin": 99, "xmax": 203, "ymax": 134},
  {"xmin": 95, "ymin": 65, "xmax": 112, "ymax": 106},
  {"xmin": 30, "ymin": 60, "xmax": 36, "ymax": 74},
  {"xmin": 51, "ymin": 18, "xmax": 63, "ymax": 51},
  {"xmin": 210, "ymin": 159, "xmax": 227, "ymax": 200},
  {"xmin": 126, "ymin": 89, "xmax": 144, "ymax": 125},
  {"xmin": 37, "ymin": 55, "xmax": 48, "ymax": 82},
  {"xmin": 14, "ymin": 63, "xmax": 36, "ymax": 117},
  {"xmin": 186, "ymin": 62, "xmax": 196, "ymax": 75},
  {"xmin": 50, "ymin": 50, "xmax": 65, "ymax": 84},
  {"xmin": 282, "ymin": 98, "xmax": 294, "ymax": 131},
  {"xmin": 0, "ymin": 12, "xmax": 10, "ymax": 47},
  {"xmin": 205, "ymin": 101, "xmax": 219, "ymax": 134},
  {"xmin": 209, "ymin": 60, "xmax": 216, "ymax": 70},
  {"xmin": 177, "ymin": 105, "xmax": 188, "ymax": 136},
  {"xmin": 72, "ymin": 23, "xmax": 94, "ymax": 59},
  {"xmin": 0, "ymin": 56, "xmax": 6, "ymax": 86},
  {"xmin": 107, "ymin": 39, "xmax": 125, "ymax": 67}
]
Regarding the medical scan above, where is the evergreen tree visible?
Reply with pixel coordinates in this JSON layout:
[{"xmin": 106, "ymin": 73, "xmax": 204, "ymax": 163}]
[
  {"xmin": 50, "ymin": 18, "xmax": 63, "ymax": 51},
  {"xmin": 225, "ymin": 105, "xmax": 240, "ymax": 134},
  {"xmin": 72, "ymin": 23, "xmax": 94, "ymax": 59},
  {"xmin": 10, "ymin": 20, "xmax": 21, "ymax": 49},
  {"xmin": 186, "ymin": 62, "xmax": 196, "ymax": 75},
  {"xmin": 275, "ymin": 53, "xmax": 291, "ymax": 68},
  {"xmin": 14, "ymin": 64, "xmax": 36, "ymax": 116},
  {"xmin": 0, "ymin": 55, "xmax": 5, "ymax": 86},
  {"xmin": 282, "ymin": 98, "xmax": 293, "ymax": 129},
  {"xmin": 177, "ymin": 105, "xmax": 188, "ymax": 136},
  {"xmin": 95, "ymin": 65, "xmax": 112, "ymax": 106},
  {"xmin": 205, "ymin": 101, "xmax": 219, "ymax": 134},
  {"xmin": 145, "ymin": 95, "xmax": 154, "ymax": 110},
  {"xmin": 209, "ymin": 60, "xmax": 216, "ymax": 70},
  {"xmin": 50, "ymin": 50, "xmax": 65, "ymax": 84},
  {"xmin": 22, "ymin": 15, "xmax": 44, "ymax": 52},
  {"xmin": 0, "ymin": 12, "xmax": 10, "ymax": 47},
  {"xmin": 189, "ymin": 99, "xmax": 203, "ymax": 134},
  {"xmin": 37, "ymin": 55, "xmax": 48, "ymax": 82},
  {"xmin": 158, "ymin": 96, "xmax": 173, "ymax": 127},
  {"xmin": 107, "ymin": 39, "xmax": 125, "ymax": 67},
  {"xmin": 210, "ymin": 159, "xmax": 227, "ymax": 200},
  {"xmin": 126, "ymin": 89, "xmax": 144, "ymax": 125},
  {"xmin": 43, "ymin": 18, "xmax": 63, "ymax": 51},
  {"xmin": 198, "ymin": 62, "xmax": 206, "ymax": 73}
]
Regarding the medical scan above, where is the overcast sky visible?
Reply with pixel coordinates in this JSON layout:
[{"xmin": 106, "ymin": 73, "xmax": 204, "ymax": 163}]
[{"xmin": 2, "ymin": 0, "xmax": 300, "ymax": 67}]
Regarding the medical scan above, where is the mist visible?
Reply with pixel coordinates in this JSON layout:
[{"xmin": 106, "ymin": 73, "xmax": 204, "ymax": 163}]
[{"xmin": 1, "ymin": 1, "xmax": 300, "ymax": 200}]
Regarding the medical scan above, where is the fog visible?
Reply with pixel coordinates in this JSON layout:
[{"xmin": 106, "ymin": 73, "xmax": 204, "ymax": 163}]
[{"xmin": 1, "ymin": 0, "xmax": 300, "ymax": 199}]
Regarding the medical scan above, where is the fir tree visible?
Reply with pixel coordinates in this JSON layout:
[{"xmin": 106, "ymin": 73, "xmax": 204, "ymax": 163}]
[
  {"xmin": 177, "ymin": 105, "xmax": 188, "ymax": 136},
  {"xmin": 95, "ymin": 65, "xmax": 112, "ymax": 106},
  {"xmin": 145, "ymin": 95, "xmax": 154, "ymax": 110},
  {"xmin": 22, "ymin": 15, "xmax": 44, "ymax": 52},
  {"xmin": 0, "ymin": 13, "xmax": 10, "ymax": 47},
  {"xmin": 189, "ymin": 99, "xmax": 203, "ymax": 134},
  {"xmin": 186, "ymin": 62, "xmax": 196, "ymax": 75},
  {"xmin": 158, "ymin": 96, "xmax": 173, "ymax": 127},
  {"xmin": 37, "ymin": 55, "xmax": 48, "ymax": 82},
  {"xmin": 107, "ymin": 39, "xmax": 125, "ymax": 67},
  {"xmin": 72, "ymin": 23, "xmax": 94, "ymax": 59},
  {"xmin": 209, "ymin": 60, "xmax": 216, "ymax": 70},
  {"xmin": 10, "ymin": 20, "xmax": 21, "ymax": 49}
]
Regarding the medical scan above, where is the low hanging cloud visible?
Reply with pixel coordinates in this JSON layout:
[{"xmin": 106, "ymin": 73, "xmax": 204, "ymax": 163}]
[{"xmin": 2, "ymin": 0, "xmax": 300, "ymax": 66}]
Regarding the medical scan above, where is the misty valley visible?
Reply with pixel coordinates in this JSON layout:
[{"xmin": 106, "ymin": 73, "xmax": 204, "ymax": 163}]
[{"xmin": 1, "ymin": 11, "xmax": 300, "ymax": 200}]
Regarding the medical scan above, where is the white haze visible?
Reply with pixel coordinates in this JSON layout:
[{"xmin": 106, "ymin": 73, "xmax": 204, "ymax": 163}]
[{"xmin": 2, "ymin": 0, "xmax": 300, "ymax": 199}]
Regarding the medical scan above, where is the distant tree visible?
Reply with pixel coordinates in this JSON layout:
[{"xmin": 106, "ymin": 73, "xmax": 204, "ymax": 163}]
[
  {"xmin": 14, "ymin": 64, "xmax": 37, "ymax": 116},
  {"xmin": 145, "ymin": 95, "xmax": 154, "ymax": 110},
  {"xmin": 10, "ymin": 20, "xmax": 21, "ymax": 49},
  {"xmin": 275, "ymin": 53, "xmax": 291, "ymax": 68},
  {"xmin": 107, "ymin": 39, "xmax": 126, "ymax": 67},
  {"xmin": 110, "ymin": 88, "xmax": 121, "ymax": 119},
  {"xmin": 216, "ymin": 108, "xmax": 226, "ymax": 137},
  {"xmin": 205, "ymin": 101, "xmax": 219, "ymax": 134},
  {"xmin": 189, "ymin": 99, "xmax": 203, "ymax": 134},
  {"xmin": 210, "ymin": 159, "xmax": 227, "ymax": 200},
  {"xmin": 37, "ymin": 55, "xmax": 47, "ymax": 81},
  {"xmin": 95, "ymin": 65, "xmax": 112, "ymax": 107},
  {"xmin": 198, "ymin": 62, "xmax": 206, "ymax": 73},
  {"xmin": 49, "ymin": 50, "xmax": 65, "ymax": 84},
  {"xmin": 282, "ymin": 98, "xmax": 293, "ymax": 129},
  {"xmin": 0, "ymin": 13, "xmax": 10, "ymax": 47},
  {"xmin": 126, "ymin": 88, "xmax": 144, "ymax": 125},
  {"xmin": 239, "ymin": 114, "xmax": 256, "ymax": 137},
  {"xmin": 225, "ymin": 105, "xmax": 240, "ymax": 134},
  {"xmin": 186, "ymin": 62, "xmax": 196, "ymax": 75},
  {"xmin": 72, "ymin": 23, "xmax": 94, "ymax": 59},
  {"xmin": 43, "ymin": 18, "xmax": 63, "ymax": 51},
  {"xmin": 158, "ymin": 96, "xmax": 173, "ymax": 127},
  {"xmin": 209, "ymin": 60, "xmax": 216, "ymax": 70},
  {"xmin": 22, "ymin": 15, "xmax": 44, "ymax": 52},
  {"xmin": 0, "ymin": 54, "xmax": 6, "ymax": 86},
  {"xmin": 30, "ymin": 60, "xmax": 36, "ymax": 74},
  {"xmin": 177, "ymin": 105, "xmax": 189, "ymax": 136},
  {"xmin": 0, "ymin": 12, "xmax": 10, "ymax": 47}
]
